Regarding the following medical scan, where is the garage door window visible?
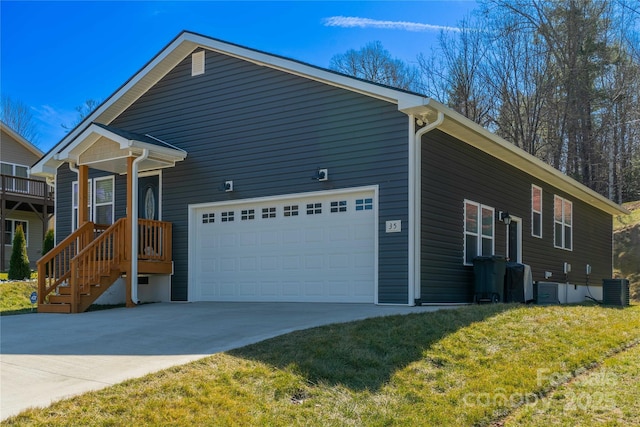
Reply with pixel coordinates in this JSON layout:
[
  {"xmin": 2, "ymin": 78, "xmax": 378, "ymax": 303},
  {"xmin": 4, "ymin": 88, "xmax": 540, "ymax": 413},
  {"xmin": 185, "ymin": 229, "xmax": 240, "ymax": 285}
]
[
  {"xmin": 241, "ymin": 209, "xmax": 255, "ymax": 220},
  {"xmin": 330, "ymin": 201, "xmax": 347, "ymax": 213},
  {"xmin": 221, "ymin": 211, "xmax": 234, "ymax": 222},
  {"xmin": 202, "ymin": 213, "xmax": 215, "ymax": 223},
  {"xmin": 262, "ymin": 207, "xmax": 276, "ymax": 218},
  {"xmin": 355, "ymin": 198, "xmax": 373, "ymax": 211},
  {"xmin": 284, "ymin": 205, "xmax": 299, "ymax": 216},
  {"xmin": 307, "ymin": 203, "xmax": 322, "ymax": 214}
]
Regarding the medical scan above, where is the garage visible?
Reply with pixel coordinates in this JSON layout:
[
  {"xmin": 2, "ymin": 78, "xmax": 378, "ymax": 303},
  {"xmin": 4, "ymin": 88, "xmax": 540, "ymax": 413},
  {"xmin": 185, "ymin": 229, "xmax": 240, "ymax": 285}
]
[{"xmin": 189, "ymin": 187, "xmax": 377, "ymax": 303}]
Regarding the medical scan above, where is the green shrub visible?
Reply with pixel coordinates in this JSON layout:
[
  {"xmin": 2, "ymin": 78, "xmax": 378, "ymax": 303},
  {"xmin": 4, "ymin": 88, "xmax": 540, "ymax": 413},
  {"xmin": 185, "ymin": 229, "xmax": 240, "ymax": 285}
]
[
  {"xmin": 8, "ymin": 225, "xmax": 31, "ymax": 280},
  {"xmin": 42, "ymin": 229, "xmax": 55, "ymax": 256}
]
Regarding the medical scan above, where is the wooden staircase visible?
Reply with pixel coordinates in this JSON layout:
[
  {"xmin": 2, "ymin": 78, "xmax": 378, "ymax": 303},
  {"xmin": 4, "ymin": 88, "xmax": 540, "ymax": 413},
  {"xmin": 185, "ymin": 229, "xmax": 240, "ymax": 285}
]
[
  {"xmin": 36, "ymin": 219, "xmax": 125, "ymax": 313},
  {"xmin": 42, "ymin": 268, "xmax": 123, "ymax": 313},
  {"xmin": 36, "ymin": 218, "xmax": 172, "ymax": 313}
]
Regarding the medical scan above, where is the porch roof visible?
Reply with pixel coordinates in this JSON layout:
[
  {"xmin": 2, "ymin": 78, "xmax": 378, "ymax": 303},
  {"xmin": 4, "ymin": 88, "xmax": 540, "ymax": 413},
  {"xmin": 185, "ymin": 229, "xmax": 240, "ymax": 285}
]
[{"xmin": 54, "ymin": 123, "xmax": 187, "ymax": 174}]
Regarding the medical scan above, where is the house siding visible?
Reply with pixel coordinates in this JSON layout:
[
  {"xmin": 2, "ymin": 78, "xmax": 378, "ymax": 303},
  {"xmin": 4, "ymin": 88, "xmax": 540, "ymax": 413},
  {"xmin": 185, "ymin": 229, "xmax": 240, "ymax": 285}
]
[
  {"xmin": 98, "ymin": 49, "xmax": 410, "ymax": 303},
  {"xmin": 420, "ymin": 130, "xmax": 613, "ymax": 303},
  {"xmin": 0, "ymin": 129, "xmax": 40, "ymax": 167},
  {"xmin": 3, "ymin": 211, "xmax": 43, "ymax": 269}
]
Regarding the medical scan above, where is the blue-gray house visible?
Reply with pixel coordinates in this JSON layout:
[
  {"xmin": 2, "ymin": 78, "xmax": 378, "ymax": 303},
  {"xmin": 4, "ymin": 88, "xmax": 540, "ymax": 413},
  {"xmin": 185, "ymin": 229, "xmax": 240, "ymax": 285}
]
[{"xmin": 31, "ymin": 31, "xmax": 627, "ymax": 312}]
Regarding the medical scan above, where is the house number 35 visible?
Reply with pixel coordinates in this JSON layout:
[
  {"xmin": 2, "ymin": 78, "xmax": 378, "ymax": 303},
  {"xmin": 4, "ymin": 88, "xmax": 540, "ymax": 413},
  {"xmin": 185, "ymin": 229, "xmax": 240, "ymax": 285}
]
[{"xmin": 385, "ymin": 220, "xmax": 401, "ymax": 233}]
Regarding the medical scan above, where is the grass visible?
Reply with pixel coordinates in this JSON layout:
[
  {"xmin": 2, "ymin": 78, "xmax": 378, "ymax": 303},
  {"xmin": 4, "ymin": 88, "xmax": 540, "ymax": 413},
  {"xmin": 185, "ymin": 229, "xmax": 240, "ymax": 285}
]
[
  {"xmin": 0, "ymin": 280, "xmax": 126, "ymax": 315},
  {"xmin": 3, "ymin": 303, "xmax": 639, "ymax": 426},
  {"xmin": 504, "ymin": 342, "xmax": 640, "ymax": 426},
  {"xmin": 0, "ymin": 280, "xmax": 37, "ymax": 315}
]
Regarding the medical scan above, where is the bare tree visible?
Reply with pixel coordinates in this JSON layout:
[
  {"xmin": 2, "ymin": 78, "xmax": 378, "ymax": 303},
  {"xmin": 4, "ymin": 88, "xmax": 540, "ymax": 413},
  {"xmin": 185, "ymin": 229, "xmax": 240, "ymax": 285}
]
[
  {"xmin": 414, "ymin": 0, "xmax": 640, "ymax": 201},
  {"xmin": 62, "ymin": 98, "xmax": 102, "ymax": 131},
  {"xmin": 330, "ymin": 41, "xmax": 420, "ymax": 91},
  {"xmin": 0, "ymin": 95, "xmax": 39, "ymax": 143},
  {"xmin": 418, "ymin": 18, "xmax": 493, "ymax": 127}
]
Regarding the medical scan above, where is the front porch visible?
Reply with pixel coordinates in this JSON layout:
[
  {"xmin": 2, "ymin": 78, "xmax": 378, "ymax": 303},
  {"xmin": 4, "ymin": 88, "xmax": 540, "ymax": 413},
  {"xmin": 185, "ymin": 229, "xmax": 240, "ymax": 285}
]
[{"xmin": 34, "ymin": 122, "xmax": 186, "ymax": 313}]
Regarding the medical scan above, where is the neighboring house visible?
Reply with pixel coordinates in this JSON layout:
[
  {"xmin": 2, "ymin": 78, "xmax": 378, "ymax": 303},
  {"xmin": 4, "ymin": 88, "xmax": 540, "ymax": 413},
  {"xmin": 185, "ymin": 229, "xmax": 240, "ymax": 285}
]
[
  {"xmin": 1, "ymin": 120, "xmax": 54, "ymax": 271},
  {"xmin": 31, "ymin": 31, "xmax": 628, "ymax": 312}
]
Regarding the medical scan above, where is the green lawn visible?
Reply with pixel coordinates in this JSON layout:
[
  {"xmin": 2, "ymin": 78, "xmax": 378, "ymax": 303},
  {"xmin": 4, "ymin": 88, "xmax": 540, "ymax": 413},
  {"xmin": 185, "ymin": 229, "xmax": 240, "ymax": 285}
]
[
  {"xmin": 2, "ymin": 303, "xmax": 638, "ymax": 426},
  {"xmin": 0, "ymin": 280, "xmax": 37, "ymax": 315}
]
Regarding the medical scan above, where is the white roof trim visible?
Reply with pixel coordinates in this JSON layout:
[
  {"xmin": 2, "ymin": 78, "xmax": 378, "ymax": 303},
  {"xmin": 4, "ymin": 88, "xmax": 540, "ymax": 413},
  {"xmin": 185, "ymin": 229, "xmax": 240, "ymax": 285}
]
[{"xmin": 56, "ymin": 123, "xmax": 186, "ymax": 165}]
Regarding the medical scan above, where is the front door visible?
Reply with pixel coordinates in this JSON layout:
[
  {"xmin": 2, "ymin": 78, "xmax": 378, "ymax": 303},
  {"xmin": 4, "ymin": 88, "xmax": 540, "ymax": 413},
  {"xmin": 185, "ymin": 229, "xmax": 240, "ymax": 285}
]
[
  {"xmin": 507, "ymin": 216, "xmax": 522, "ymax": 263},
  {"xmin": 139, "ymin": 174, "xmax": 160, "ymax": 220}
]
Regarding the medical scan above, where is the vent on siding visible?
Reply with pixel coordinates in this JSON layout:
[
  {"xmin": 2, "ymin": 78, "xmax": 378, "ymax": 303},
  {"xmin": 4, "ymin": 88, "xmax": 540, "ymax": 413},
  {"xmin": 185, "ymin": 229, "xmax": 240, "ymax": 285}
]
[{"xmin": 191, "ymin": 51, "xmax": 205, "ymax": 76}]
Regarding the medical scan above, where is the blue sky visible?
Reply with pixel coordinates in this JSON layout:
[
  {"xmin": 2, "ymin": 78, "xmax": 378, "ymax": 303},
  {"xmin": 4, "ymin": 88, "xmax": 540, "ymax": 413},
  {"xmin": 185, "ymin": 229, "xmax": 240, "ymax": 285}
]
[{"xmin": 1, "ymin": 1, "xmax": 478, "ymax": 151}]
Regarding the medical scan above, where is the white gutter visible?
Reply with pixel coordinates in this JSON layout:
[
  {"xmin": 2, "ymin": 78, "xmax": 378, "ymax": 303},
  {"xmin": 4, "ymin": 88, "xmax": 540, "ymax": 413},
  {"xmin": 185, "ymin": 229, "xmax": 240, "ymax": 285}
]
[
  {"xmin": 409, "ymin": 112, "xmax": 445, "ymax": 305},
  {"xmin": 131, "ymin": 149, "xmax": 149, "ymax": 304}
]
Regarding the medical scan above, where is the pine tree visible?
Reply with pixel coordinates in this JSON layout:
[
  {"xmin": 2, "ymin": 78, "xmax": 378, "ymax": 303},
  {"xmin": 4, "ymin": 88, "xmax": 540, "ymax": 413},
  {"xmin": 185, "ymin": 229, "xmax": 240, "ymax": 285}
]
[
  {"xmin": 42, "ymin": 229, "xmax": 55, "ymax": 256},
  {"xmin": 8, "ymin": 224, "xmax": 31, "ymax": 280},
  {"xmin": 42, "ymin": 229, "xmax": 55, "ymax": 276}
]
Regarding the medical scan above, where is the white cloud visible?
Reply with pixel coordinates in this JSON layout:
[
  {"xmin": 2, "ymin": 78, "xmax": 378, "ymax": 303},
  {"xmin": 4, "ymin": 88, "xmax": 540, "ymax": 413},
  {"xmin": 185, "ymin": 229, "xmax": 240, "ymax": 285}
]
[{"xmin": 324, "ymin": 16, "xmax": 461, "ymax": 33}]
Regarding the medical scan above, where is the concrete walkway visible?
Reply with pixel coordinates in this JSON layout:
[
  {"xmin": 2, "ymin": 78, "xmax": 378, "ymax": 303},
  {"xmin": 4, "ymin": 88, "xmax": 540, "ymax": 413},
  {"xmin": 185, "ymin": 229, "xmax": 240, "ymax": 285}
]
[{"xmin": 0, "ymin": 302, "xmax": 457, "ymax": 420}]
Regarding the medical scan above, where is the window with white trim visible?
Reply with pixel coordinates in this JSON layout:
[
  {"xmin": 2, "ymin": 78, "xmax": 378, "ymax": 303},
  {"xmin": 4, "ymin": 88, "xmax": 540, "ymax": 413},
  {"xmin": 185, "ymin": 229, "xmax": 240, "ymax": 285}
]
[
  {"xmin": 221, "ymin": 211, "xmax": 234, "ymax": 222},
  {"xmin": 464, "ymin": 200, "xmax": 495, "ymax": 265},
  {"xmin": 554, "ymin": 195, "xmax": 572, "ymax": 250},
  {"xmin": 72, "ymin": 176, "xmax": 114, "ymax": 229},
  {"xmin": 531, "ymin": 185, "xmax": 542, "ymax": 238},
  {"xmin": 4, "ymin": 219, "xmax": 28, "ymax": 246}
]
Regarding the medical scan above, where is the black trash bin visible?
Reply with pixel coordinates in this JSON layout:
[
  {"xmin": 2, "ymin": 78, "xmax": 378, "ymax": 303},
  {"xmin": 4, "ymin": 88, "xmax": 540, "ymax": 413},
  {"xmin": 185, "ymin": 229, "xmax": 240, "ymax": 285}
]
[
  {"xmin": 504, "ymin": 262, "xmax": 525, "ymax": 303},
  {"xmin": 473, "ymin": 256, "xmax": 507, "ymax": 303}
]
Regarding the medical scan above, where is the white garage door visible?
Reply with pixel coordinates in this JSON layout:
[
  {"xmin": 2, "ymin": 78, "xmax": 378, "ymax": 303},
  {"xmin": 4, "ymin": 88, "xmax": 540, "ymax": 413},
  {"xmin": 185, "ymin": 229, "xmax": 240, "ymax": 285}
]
[{"xmin": 190, "ymin": 188, "xmax": 376, "ymax": 303}]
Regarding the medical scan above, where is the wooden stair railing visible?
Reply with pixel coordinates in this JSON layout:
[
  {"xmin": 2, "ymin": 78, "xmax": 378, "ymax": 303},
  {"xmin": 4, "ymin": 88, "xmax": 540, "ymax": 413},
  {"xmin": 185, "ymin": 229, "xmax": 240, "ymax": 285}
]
[
  {"xmin": 69, "ymin": 218, "xmax": 127, "ymax": 313},
  {"xmin": 37, "ymin": 219, "xmax": 126, "ymax": 313},
  {"xmin": 37, "ymin": 218, "xmax": 173, "ymax": 313},
  {"xmin": 36, "ymin": 221, "xmax": 100, "ymax": 311}
]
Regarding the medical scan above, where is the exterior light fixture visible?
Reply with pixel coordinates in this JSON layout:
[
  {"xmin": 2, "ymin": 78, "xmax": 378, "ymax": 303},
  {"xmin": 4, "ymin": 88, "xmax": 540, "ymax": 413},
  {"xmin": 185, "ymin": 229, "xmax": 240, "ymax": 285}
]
[
  {"xmin": 499, "ymin": 211, "xmax": 512, "ymax": 225},
  {"xmin": 219, "ymin": 180, "xmax": 233, "ymax": 192},
  {"xmin": 311, "ymin": 168, "xmax": 328, "ymax": 182}
]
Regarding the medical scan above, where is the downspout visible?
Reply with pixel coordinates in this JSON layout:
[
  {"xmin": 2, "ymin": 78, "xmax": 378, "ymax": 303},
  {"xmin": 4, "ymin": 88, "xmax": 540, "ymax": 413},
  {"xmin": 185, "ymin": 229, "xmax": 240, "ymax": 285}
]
[
  {"xmin": 409, "ymin": 111, "xmax": 444, "ymax": 305},
  {"xmin": 131, "ymin": 149, "xmax": 149, "ymax": 305}
]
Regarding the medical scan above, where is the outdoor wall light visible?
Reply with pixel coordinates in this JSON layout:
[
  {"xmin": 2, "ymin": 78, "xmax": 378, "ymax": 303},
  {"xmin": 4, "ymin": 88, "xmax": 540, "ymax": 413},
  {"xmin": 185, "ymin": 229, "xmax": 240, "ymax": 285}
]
[
  {"xmin": 499, "ymin": 211, "xmax": 512, "ymax": 225},
  {"xmin": 311, "ymin": 168, "xmax": 328, "ymax": 182},
  {"xmin": 219, "ymin": 180, "xmax": 233, "ymax": 192}
]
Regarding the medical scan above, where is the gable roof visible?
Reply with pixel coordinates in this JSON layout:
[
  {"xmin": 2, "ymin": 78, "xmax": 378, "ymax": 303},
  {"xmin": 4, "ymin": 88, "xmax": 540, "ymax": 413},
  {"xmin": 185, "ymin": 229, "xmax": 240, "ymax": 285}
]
[
  {"xmin": 30, "ymin": 31, "xmax": 627, "ymax": 215},
  {"xmin": 0, "ymin": 119, "xmax": 43, "ymax": 158}
]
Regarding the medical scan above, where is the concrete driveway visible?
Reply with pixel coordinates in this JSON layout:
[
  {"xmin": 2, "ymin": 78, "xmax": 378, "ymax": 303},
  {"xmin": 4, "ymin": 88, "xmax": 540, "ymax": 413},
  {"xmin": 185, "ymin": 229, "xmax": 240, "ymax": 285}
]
[{"xmin": 0, "ymin": 302, "xmax": 455, "ymax": 420}]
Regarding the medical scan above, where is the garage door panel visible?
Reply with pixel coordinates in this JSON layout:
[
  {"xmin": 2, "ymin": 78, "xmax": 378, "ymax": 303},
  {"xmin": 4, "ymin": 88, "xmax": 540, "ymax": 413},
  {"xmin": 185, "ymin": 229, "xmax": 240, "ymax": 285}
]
[{"xmin": 193, "ymin": 189, "xmax": 375, "ymax": 303}]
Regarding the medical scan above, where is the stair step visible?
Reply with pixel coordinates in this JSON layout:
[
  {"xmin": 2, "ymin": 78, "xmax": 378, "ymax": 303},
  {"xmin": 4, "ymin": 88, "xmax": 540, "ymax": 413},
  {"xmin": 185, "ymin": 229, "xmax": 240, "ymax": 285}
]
[
  {"xmin": 49, "ymin": 295, "xmax": 71, "ymax": 304},
  {"xmin": 58, "ymin": 286, "xmax": 71, "ymax": 295},
  {"xmin": 38, "ymin": 304, "xmax": 71, "ymax": 314}
]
